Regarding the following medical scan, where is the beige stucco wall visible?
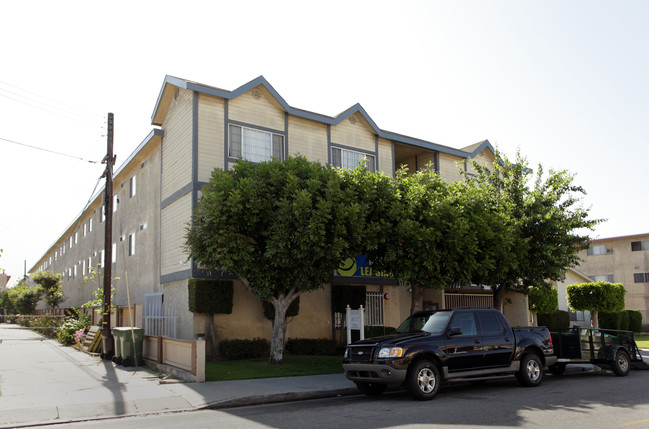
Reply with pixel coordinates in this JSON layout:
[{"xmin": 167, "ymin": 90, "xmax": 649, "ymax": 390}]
[{"xmin": 503, "ymin": 290, "xmax": 530, "ymax": 327}]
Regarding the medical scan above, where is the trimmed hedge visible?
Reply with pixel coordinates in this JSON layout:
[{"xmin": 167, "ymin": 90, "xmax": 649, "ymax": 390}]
[
  {"xmin": 285, "ymin": 338, "xmax": 338, "ymax": 355},
  {"xmin": 528, "ymin": 285, "xmax": 558, "ymax": 314},
  {"xmin": 188, "ymin": 279, "xmax": 233, "ymax": 314},
  {"xmin": 263, "ymin": 297, "xmax": 300, "ymax": 320},
  {"xmin": 627, "ymin": 310, "xmax": 643, "ymax": 332},
  {"xmin": 537, "ymin": 310, "xmax": 570, "ymax": 330},
  {"xmin": 219, "ymin": 338, "xmax": 270, "ymax": 360},
  {"xmin": 599, "ymin": 311, "xmax": 630, "ymax": 331},
  {"xmin": 332, "ymin": 285, "xmax": 366, "ymax": 313}
]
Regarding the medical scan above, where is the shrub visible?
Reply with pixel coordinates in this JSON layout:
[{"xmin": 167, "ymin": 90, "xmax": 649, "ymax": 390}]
[
  {"xmin": 365, "ymin": 326, "xmax": 397, "ymax": 338},
  {"xmin": 537, "ymin": 310, "xmax": 570, "ymax": 330},
  {"xmin": 56, "ymin": 309, "xmax": 91, "ymax": 345},
  {"xmin": 528, "ymin": 285, "xmax": 558, "ymax": 314},
  {"xmin": 219, "ymin": 338, "xmax": 270, "ymax": 360},
  {"xmin": 627, "ymin": 310, "xmax": 643, "ymax": 332},
  {"xmin": 188, "ymin": 279, "xmax": 233, "ymax": 314},
  {"xmin": 31, "ymin": 315, "xmax": 61, "ymax": 338},
  {"xmin": 599, "ymin": 311, "xmax": 630, "ymax": 331},
  {"xmin": 285, "ymin": 338, "xmax": 338, "ymax": 355}
]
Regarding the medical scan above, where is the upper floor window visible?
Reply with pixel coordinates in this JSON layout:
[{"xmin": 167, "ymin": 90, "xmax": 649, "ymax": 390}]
[
  {"xmin": 83, "ymin": 223, "xmax": 87, "ymax": 237},
  {"xmin": 587, "ymin": 244, "xmax": 612, "ymax": 256},
  {"xmin": 101, "ymin": 205, "xmax": 106, "ymax": 222},
  {"xmin": 128, "ymin": 233, "xmax": 136, "ymax": 256},
  {"xmin": 592, "ymin": 274, "xmax": 614, "ymax": 282},
  {"xmin": 631, "ymin": 240, "xmax": 649, "ymax": 251},
  {"xmin": 130, "ymin": 175, "xmax": 137, "ymax": 198},
  {"xmin": 113, "ymin": 194, "xmax": 118, "ymax": 213},
  {"xmin": 634, "ymin": 273, "xmax": 649, "ymax": 283},
  {"xmin": 89, "ymin": 218, "xmax": 93, "ymax": 232},
  {"xmin": 331, "ymin": 147, "xmax": 376, "ymax": 173},
  {"xmin": 228, "ymin": 124, "xmax": 284, "ymax": 162}
]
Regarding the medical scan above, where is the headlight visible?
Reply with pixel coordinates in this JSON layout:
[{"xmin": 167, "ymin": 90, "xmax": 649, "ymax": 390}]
[{"xmin": 378, "ymin": 347, "xmax": 404, "ymax": 358}]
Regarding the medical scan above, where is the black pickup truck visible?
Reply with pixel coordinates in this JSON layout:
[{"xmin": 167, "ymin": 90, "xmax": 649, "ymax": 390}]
[{"xmin": 343, "ymin": 307, "xmax": 556, "ymax": 400}]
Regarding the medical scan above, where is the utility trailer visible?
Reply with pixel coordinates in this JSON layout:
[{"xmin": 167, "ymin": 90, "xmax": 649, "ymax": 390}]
[{"xmin": 549, "ymin": 327, "xmax": 645, "ymax": 376}]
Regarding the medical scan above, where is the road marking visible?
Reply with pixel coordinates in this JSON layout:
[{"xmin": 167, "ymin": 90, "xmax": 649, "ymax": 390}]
[{"xmin": 624, "ymin": 418, "xmax": 649, "ymax": 426}]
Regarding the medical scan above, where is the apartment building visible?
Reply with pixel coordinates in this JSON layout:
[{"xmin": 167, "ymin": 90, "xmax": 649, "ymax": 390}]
[
  {"xmin": 30, "ymin": 75, "xmax": 525, "ymax": 344},
  {"xmin": 577, "ymin": 233, "xmax": 649, "ymax": 328}
]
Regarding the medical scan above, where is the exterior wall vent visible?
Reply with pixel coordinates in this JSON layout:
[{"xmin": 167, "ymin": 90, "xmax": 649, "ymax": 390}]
[
  {"xmin": 251, "ymin": 89, "xmax": 263, "ymax": 100},
  {"xmin": 349, "ymin": 115, "xmax": 357, "ymax": 125}
]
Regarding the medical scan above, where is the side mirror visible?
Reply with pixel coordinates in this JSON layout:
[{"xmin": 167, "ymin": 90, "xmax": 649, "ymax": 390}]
[{"xmin": 448, "ymin": 327, "xmax": 463, "ymax": 337}]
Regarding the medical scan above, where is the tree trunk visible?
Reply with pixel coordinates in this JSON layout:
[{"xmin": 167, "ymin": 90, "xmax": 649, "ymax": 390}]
[
  {"xmin": 269, "ymin": 289, "xmax": 299, "ymax": 364},
  {"xmin": 492, "ymin": 285, "xmax": 507, "ymax": 312},
  {"xmin": 209, "ymin": 313, "xmax": 216, "ymax": 358},
  {"xmin": 590, "ymin": 310, "xmax": 598, "ymax": 329},
  {"xmin": 410, "ymin": 283, "xmax": 425, "ymax": 315}
]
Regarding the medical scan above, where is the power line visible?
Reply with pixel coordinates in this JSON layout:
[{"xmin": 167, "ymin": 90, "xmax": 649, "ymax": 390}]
[
  {"xmin": 0, "ymin": 92, "xmax": 102, "ymax": 128},
  {"xmin": 0, "ymin": 136, "xmax": 99, "ymax": 164}
]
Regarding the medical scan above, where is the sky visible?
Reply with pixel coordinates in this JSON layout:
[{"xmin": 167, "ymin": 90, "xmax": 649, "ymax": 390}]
[{"xmin": 1, "ymin": 1, "xmax": 647, "ymax": 286}]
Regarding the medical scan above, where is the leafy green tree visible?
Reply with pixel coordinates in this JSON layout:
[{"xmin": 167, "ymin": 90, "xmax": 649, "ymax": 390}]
[
  {"xmin": 527, "ymin": 285, "xmax": 558, "ymax": 314},
  {"xmin": 186, "ymin": 156, "xmax": 364, "ymax": 363},
  {"xmin": 567, "ymin": 281, "xmax": 625, "ymax": 328},
  {"xmin": 3, "ymin": 279, "xmax": 42, "ymax": 315},
  {"xmin": 32, "ymin": 271, "xmax": 65, "ymax": 311},
  {"xmin": 469, "ymin": 151, "xmax": 601, "ymax": 310}
]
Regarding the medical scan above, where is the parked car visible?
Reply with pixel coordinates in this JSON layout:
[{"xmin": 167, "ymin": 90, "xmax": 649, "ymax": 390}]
[{"xmin": 343, "ymin": 307, "xmax": 556, "ymax": 400}]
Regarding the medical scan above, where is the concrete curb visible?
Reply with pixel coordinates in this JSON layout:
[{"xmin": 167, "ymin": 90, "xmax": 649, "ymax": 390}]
[{"xmin": 203, "ymin": 387, "xmax": 359, "ymax": 410}]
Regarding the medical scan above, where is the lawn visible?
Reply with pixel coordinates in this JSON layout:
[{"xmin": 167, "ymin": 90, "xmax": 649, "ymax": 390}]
[
  {"xmin": 205, "ymin": 355, "xmax": 344, "ymax": 382},
  {"xmin": 635, "ymin": 334, "xmax": 649, "ymax": 349}
]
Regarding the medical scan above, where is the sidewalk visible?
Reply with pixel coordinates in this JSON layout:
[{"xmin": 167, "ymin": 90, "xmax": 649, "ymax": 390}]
[{"xmin": 0, "ymin": 324, "xmax": 357, "ymax": 428}]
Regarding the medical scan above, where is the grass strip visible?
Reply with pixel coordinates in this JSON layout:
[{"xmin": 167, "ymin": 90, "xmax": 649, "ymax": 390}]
[{"xmin": 205, "ymin": 354, "xmax": 344, "ymax": 382}]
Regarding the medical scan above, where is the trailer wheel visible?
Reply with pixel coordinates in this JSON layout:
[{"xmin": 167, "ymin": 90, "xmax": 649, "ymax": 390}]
[
  {"xmin": 516, "ymin": 353, "xmax": 544, "ymax": 387},
  {"xmin": 549, "ymin": 363, "xmax": 566, "ymax": 376},
  {"xmin": 355, "ymin": 382, "xmax": 387, "ymax": 396},
  {"xmin": 611, "ymin": 349, "xmax": 631, "ymax": 376},
  {"xmin": 406, "ymin": 360, "xmax": 441, "ymax": 400}
]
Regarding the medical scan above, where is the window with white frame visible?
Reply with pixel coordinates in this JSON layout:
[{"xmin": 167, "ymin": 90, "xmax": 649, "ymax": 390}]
[
  {"xmin": 74, "ymin": 232, "xmax": 78, "ymax": 244},
  {"xmin": 82, "ymin": 259, "xmax": 86, "ymax": 276},
  {"xmin": 130, "ymin": 175, "xmax": 136, "ymax": 198},
  {"xmin": 113, "ymin": 194, "xmax": 118, "ymax": 213},
  {"xmin": 112, "ymin": 243, "xmax": 117, "ymax": 263},
  {"xmin": 101, "ymin": 206, "xmax": 106, "ymax": 222},
  {"xmin": 331, "ymin": 147, "xmax": 376, "ymax": 172},
  {"xmin": 634, "ymin": 273, "xmax": 649, "ymax": 283},
  {"xmin": 592, "ymin": 274, "xmax": 614, "ymax": 282},
  {"xmin": 128, "ymin": 233, "xmax": 135, "ymax": 256},
  {"xmin": 73, "ymin": 265, "xmax": 77, "ymax": 278},
  {"xmin": 69, "ymin": 236, "xmax": 73, "ymax": 248},
  {"xmin": 631, "ymin": 240, "xmax": 649, "ymax": 251},
  {"xmin": 587, "ymin": 244, "xmax": 612, "ymax": 255},
  {"xmin": 228, "ymin": 124, "xmax": 284, "ymax": 162},
  {"xmin": 83, "ymin": 223, "xmax": 87, "ymax": 237},
  {"xmin": 89, "ymin": 217, "xmax": 93, "ymax": 232}
]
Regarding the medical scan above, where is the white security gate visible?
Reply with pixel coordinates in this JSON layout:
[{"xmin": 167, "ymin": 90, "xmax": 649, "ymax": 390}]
[
  {"xmin": 444, "ymin": 293, "xmax": 493, "ymax": 309},
  {"xmin": 144, "ymin": 293, "xmax": 179, "ymax": 338}
]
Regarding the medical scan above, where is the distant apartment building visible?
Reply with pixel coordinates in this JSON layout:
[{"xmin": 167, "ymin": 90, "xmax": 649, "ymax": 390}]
[
  {"xmin": 577, "ymin": 233, "xmax": 649, "ymax": 329},
  {"xmin": 29, "ymin": 75, "xmax": 529, "ymax": 345}
]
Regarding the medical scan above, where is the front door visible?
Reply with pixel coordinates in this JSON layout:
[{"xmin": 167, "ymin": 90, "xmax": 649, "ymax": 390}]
[{"xmin": 444, "ymin": 311, "xmax": 484, "ymax": 372}]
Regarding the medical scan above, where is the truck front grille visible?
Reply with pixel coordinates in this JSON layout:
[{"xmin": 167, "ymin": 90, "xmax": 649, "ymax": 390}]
[{"xmin": 349, "ymin": 346, "xmax": 374, "ymax": 363}]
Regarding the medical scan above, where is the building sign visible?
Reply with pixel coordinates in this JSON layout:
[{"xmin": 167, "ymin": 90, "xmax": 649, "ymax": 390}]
[{"xmin": 336, "ymin": 255, "xmax": 392, "ymax": 278}]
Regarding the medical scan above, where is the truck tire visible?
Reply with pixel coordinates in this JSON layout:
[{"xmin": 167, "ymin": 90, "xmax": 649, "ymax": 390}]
[
  {"xmin": 355, "ymin": 382, "xmax": 387, "ymax": 396},
  {"xmin": 406, "ymin": 360, "xmax": 440, "ymax": 401},
  {"xmin": 516, "ymin": 353, "xmax": 544, "ymax": 387},
  {"xmin": 611, "ymin": 349, "xmax": 631, "ymax": 377}
]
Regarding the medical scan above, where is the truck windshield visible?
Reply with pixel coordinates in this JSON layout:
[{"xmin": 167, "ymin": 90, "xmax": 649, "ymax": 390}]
[{"xmin": 395, "ymin": 312, "xmax": 451, "ymax": 334}]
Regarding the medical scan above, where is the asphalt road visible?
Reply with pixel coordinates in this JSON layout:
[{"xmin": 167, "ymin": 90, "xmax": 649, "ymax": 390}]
[{"xmin": 50, "ymin": 366, "xmax": 649, "ymax": 429}]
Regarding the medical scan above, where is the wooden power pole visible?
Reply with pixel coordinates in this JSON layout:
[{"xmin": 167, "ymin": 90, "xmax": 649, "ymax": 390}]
[{"xmin": 101, "ymin": 112, "xmax": 115, "ymax": 358}]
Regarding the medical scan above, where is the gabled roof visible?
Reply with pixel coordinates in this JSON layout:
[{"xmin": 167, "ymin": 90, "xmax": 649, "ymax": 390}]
[{"xmin": 151, "ymin": 75, "xmax": 494, "ymax": 160}]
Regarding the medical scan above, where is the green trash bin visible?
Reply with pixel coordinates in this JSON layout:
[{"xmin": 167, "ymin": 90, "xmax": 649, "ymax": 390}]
[
  {"xmin": 111, "ymin": 328, "xmax": 125, "ymax": 362},
  {"xmin": 113, "ymin": 327, "xmax": 144, "ymax": 366}
]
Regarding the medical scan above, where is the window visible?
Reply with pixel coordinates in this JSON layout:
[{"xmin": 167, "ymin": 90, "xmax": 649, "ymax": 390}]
[
  {"xmin": 69, "ymin": 236, "xmax": 73, "ymax": 248},
  {"xmin": 587, "ymin": 244, "xmax": 612, "ymax": 255},
  {"xmin": 592, "ymin": 275, "xmax": 614, "ymax": 282},
  {"xmin": 112, "ymin": 243, "xmax": 117, "ymax": 263},
  {"xmin": 478, "ymin": 311, "xmax": 505, "ymax": 336},
  {"xmin": 82, "ymin": 259, "xmax": 86, "ymax": 276},
  {"xmin": 83, "ymin": 224, "xmax": 87, "ymax": 237},
  {"xmin": 450, "ymin": 312, "xmax": 478, "ymax": 336},
  {"xmin": 89, "ymin": 218, "xmax": 93, "ymax": 232},
  {"xmin": 140, "ymin": 222, "xmax": 148, "ymax": 231},
  {"xmin": 100, "ymin": 250, "xmax": 105, "ymax": 267},
  {"xmin": 113, "ymin": 194, "xmax": 118, "ymax": 213},
  {"xmin": 631, "ymin": 240, "xmax": 649, "ymax": 251},
  {"xmin": 634, "ymin": 273, "xmax": 649, "ymax": 283},
  {"xmin": 74, "ymin": 232, "xmax": 78, "ymax": 244},
  {"xmin": 120, "ymin": 234, "xmax": 125, "ymax": 242},
  {"xmin": 73, "ymin": 265, "xmax": 77, "ymax": 278},
  {"xmin": 228, "ymin": 124, "xmax": 284, "ymax": 162},
  {"xmin": 101, "ymin": 206, "xmax": 106, "ymax": 222},
  {"xmin": 130, "ymin": 175, "xmax": 136, "ymax": 198},
  {"xmin": 128, "ymin": 233, "xmax": 135, "ymax": 256},
  {"xmin": 87, "ymin": 257, "xmax": 92, "ymax": 273},
  {"xmin": 55, "ymin": 251, "xmax": 58, "ymax": 261},
  {"xmin": 331, "ymin": 147, "xmax": 376, "ymax": 172}
]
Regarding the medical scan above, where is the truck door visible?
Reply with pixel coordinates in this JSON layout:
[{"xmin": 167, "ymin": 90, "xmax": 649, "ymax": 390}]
[
  {"xmin": 445, "ymin": 311, "xmax": 485, "ymax": 372},
  {"xmin": 478, "ymin": 310, "xmax": 514, "ymax": 367}
]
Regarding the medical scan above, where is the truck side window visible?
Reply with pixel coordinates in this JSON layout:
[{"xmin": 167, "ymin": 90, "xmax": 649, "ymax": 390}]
[
  {"xmin": 478, "ymin": 311, "xmax": 504, "ymax": 336},
  {"xmin": 450, "ymin": 312, "xmax": 477, "ymax": 336}
]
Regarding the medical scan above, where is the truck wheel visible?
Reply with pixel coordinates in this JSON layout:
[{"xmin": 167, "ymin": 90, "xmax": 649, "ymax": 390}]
[
  {"xmin": 516, "ymin": 353, "xmax": 544, "ymax": 387},
  {"xmin": 549, "ymin": 363, "xmax": 566, "ymax": 376},
  {"xmin": 406, "ymin": 360, "xmax": 440, "ymax": 401},
  {"xmin": 355, "ymin": 382, "xmax": 387, "ymax": 396},
  {"xmin": 611, "ymin": 349, "xmax": 630, "ymax": 376}
]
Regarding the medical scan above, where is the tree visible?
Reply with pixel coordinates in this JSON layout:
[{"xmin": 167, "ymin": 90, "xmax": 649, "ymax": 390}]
[
  {"xmin": 566, "ymin": 281, "xmax": 625, "ymax": 328},
  {"xmin": 32, "ymin": 271, "xmax": 64, "ymax": 311},
  {"xmin": 349, "ymin": 165, "xmax": 479, "ymax": 314},
  {"xmin": 528, "ymin": 284, "xmax": 558, "ymax": 326},
  {"xmin": 186, "ymin": 156, "xmax": 364, "ymax": 363},
  {"xmin": 469, "ymin": 151, "xmax": 601, "ymax": 311},
  {"xmin": 3, "ymin": 280, "xmax": 42, "ymax": 315}
]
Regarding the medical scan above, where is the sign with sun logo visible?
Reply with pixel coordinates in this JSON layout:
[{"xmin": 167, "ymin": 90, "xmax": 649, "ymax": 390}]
[{"xmin": 336, "ymin": 255, "xmax": 392, "ymax": 278}]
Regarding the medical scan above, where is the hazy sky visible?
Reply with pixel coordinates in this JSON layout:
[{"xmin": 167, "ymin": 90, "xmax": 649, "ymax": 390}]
[{"xmin": 1, "ymin": 1, "xmax": 647, "ymax": 286}]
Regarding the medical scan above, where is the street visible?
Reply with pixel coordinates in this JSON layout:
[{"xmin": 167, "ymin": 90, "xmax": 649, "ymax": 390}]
[{"xmin": 52, "ymin": 367, "xmax": 649, "ymax": 429}]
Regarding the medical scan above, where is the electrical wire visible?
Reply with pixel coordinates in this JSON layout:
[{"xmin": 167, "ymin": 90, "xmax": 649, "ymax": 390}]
[{"xmin": 0, "ymin": 136, "xmax": 99, "ymax": 163}]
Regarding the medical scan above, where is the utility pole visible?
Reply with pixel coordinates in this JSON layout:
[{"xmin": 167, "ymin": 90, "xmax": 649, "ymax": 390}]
[{"xmin": 101, "ymin": 112, "xmax": 115, "ymax": 358}]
